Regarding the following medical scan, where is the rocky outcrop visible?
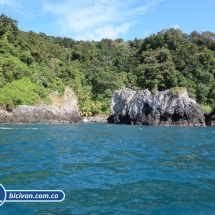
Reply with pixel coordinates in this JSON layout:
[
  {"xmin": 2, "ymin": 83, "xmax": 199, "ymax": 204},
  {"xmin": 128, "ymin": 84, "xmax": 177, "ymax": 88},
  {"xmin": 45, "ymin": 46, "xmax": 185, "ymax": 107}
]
[
  {"xmin": 205, "ymin": 110, "xmax": 215, "ymax": 126},
  {"xmin": 107, "ymin": 88, "xmax": 205, "ymax": 126},
  {"xmin": 0, "ymin": 87, "xmax": 82, "ymax": 124},
  {"xmin": 82, "ymin": 114, "xmax": 108, "ymax": 123}
]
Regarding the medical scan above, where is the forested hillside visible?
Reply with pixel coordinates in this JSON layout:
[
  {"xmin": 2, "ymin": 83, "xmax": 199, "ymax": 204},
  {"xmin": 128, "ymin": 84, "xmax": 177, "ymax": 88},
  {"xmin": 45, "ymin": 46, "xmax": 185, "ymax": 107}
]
[{"xmin": 0, "ymin": 14, "xmax": 215, "ymax": 115}]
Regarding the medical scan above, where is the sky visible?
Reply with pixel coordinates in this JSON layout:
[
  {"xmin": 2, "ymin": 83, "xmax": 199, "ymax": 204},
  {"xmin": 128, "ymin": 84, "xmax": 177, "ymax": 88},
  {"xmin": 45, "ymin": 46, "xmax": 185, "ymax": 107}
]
[{"xmin": 0, "ymin": 0, "xmax": 215, "ymax": 41}]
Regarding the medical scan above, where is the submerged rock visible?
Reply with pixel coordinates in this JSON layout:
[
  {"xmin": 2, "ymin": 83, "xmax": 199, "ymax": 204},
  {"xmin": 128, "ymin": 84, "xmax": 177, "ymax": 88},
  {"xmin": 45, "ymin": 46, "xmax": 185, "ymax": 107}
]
[
  {"xmin": 0, "ymin": 87, "xmax": 82, "ymax": 124},
  {"xmin": 107, "ymin": 88, "xmax": 205, "ymax": 126}
]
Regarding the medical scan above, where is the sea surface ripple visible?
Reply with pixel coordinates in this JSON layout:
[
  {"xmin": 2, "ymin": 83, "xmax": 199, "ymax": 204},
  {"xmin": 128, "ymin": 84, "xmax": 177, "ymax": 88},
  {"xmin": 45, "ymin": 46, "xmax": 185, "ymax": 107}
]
[{"xmin": 0, "ymin": 124, "xmax": 215, "ymax": 214}]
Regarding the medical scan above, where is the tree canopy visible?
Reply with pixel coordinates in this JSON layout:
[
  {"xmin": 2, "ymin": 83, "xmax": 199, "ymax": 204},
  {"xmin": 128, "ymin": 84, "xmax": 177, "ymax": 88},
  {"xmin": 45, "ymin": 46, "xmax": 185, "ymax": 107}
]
[{"xmin": 1, "ymin": 14, "xmax": 215, "ymax": 114}]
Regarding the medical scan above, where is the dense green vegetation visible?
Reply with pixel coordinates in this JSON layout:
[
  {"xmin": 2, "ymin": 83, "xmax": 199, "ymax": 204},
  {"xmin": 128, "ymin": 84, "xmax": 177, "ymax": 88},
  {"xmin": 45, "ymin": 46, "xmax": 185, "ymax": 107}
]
[
  {"xmin": 0, "ymin": 77, "xmax": 49, "ymax": 110},
  {"xmin": 0, "ymin": 14, "xmax": 215, "ymax": 114}
]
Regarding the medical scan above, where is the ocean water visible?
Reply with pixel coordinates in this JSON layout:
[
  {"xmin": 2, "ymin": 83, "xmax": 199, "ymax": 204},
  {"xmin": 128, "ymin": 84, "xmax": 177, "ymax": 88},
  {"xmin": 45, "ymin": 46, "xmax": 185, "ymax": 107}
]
[{"xmin": 0, "ymin": 123, "xmax": 215, "ymax": 215}]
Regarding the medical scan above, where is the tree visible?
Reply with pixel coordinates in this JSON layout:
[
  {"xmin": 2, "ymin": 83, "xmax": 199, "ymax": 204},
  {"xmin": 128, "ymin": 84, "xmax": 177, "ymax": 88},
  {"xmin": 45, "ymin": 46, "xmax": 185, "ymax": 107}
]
[
  {"xmin": 196, "ymin": 83, "xmax": 210, "ymax": 104},
  {"xmin": 0, "ymin": 13, "xmax": 18, "ymax": 37}
]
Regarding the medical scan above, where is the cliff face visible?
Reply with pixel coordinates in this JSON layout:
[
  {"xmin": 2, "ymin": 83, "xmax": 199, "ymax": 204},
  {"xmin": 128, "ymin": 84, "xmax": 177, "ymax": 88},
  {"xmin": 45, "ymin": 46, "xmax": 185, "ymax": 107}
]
[
  {"xmin": 0, "ymin": 87, "xmax": 82, "ymax": 124},
  {"xmin": 107, "ymin": 88, "xmax": 205, "ymax": 126}
]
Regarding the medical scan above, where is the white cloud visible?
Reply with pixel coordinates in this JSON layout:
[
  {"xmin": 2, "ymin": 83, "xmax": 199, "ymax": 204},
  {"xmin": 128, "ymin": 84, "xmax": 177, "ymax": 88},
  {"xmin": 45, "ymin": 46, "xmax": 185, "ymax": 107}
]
[
  {"xmin": 43, "ymin": 0, "xmax": 162, "ymax": 41},
  {"xmin": 0, "ymin": 0, "xmax": 35, "ymax": 20},
  {"xmin": 77, "ymin": 23, "xmax": 130, "ymax": 41},
  {"xmin": 172, "ymin": 24, "xmax": 179, "ymax": 29},
  {"xmin": 1, "ymin": 0, "xmax": 162, "ymax": 40},
  {"xmin": 136, "ymin": 0, "xmax": 160, "ymax": 13}
]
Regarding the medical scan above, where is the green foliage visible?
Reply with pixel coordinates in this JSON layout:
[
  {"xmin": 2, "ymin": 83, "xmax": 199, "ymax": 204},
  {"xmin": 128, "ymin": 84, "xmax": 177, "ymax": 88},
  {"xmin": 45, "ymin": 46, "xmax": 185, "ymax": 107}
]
[
  {"xmin": 166, "ymin": 70, "xmax": 187, "ymax": 88},
  {"xmin": 201, "ymin": 104, "xmax": 212, "ymax": 113},
  {"xmin": 170, "ymin": 87, "xmax": 186, "ymax": 97},
  {"xmin": 0, "ymin": 13, "xmax": 18, "ymax": 43},
  {"xmin": 1, "ymin": 13, "xmax": 215, "ymax": 114},
  {"xmin": 0, "ymin": 77, "xmax": 48, "ymax": 108},
  {"xmin": 196, "ymin": 83, "xmax": 210, "ymax": 104},
  {"xmin": 0, "ymin": 54, "xmax": 30, "ymax": 82},
  {"xmin": 19, "ymin": 51, "xmax": 34, "ymax": 65}
]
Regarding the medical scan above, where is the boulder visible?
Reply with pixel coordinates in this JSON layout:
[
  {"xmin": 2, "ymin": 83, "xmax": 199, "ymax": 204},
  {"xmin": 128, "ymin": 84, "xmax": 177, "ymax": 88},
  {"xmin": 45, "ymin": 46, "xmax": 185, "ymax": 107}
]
[{"xmin": 107, "ymin": 88, "xmax": 205, "ymax": 126}]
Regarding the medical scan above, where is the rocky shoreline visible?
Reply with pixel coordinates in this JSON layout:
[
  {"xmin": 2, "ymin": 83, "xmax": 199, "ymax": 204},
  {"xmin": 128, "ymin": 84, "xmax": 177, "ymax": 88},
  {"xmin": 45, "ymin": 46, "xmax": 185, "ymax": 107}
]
[
  {"xmin": 107, "ymin": 88, "xmax": 214, "ymax": 126},
  {"xmin": 0, "ymin": 86, "xmax": 108, "ymax": 124},
  {"xmin": 0, "ymin": 87, "xmax": 215, "ymax": 126},
  {"xmin": 82, "ymin": 114, "xmax": 108, "ymax": 123},
  {"xmin": 0, "ymin": 107, "xmax": 82, "ymax": 124},
  {"xmin": 0, "ymin": 87, "xmax": 82, "ymax": 124}
]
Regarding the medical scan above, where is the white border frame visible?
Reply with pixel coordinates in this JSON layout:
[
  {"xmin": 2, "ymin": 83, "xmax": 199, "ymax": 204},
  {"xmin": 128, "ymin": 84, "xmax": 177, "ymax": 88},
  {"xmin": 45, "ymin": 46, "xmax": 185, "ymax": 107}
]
[{"xmin": 0, "ymin": 184, "xmax": 6, "ymax": 206}]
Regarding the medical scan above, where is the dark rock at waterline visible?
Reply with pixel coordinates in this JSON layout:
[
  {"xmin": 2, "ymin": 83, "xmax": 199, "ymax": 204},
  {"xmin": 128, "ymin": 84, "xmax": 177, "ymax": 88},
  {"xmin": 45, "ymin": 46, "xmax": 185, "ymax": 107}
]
[
  {"xmin": 205, "ymin": 109, "xmax": 215, "ymax": 126},
  {"xmin": 0, "ymin": 108, "xmax": 82, "ymax": 124},
  {"xmin": 107, "ymin": 88, "xmax": 205, "ymax": 126}
]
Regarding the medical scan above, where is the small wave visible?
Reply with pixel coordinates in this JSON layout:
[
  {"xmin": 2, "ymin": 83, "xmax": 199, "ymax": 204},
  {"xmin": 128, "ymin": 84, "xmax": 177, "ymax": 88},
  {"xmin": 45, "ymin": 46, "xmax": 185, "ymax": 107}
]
[{"xmin": 0, "ymin": 127, "xmax": 39, "ymax": 130}]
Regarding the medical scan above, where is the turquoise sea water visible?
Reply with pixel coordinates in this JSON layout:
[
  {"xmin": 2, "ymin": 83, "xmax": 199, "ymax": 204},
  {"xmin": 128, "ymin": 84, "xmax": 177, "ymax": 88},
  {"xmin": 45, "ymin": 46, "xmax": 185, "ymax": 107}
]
[{"xmin": 0, "ymin": 124, "xmax": 215, "ymax": 215}]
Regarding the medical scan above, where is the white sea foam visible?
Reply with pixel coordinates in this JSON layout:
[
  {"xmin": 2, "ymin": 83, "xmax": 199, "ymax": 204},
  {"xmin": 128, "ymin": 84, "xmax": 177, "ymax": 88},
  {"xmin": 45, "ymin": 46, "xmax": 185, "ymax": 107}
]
[{"xmin": 0, "ymin": 127, "xmax": 39, "ymax": 130}]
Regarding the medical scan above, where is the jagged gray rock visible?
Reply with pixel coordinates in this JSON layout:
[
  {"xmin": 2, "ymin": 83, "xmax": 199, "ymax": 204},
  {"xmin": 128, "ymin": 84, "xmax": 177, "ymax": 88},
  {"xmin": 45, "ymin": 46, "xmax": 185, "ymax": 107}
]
[
  {"xmin": 0, "ymin": 87, "xmax": 82, "ymax": 124},
  {"xmin": 107, "ymin": 88, "xmax": 205, "ymax": 126}
]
